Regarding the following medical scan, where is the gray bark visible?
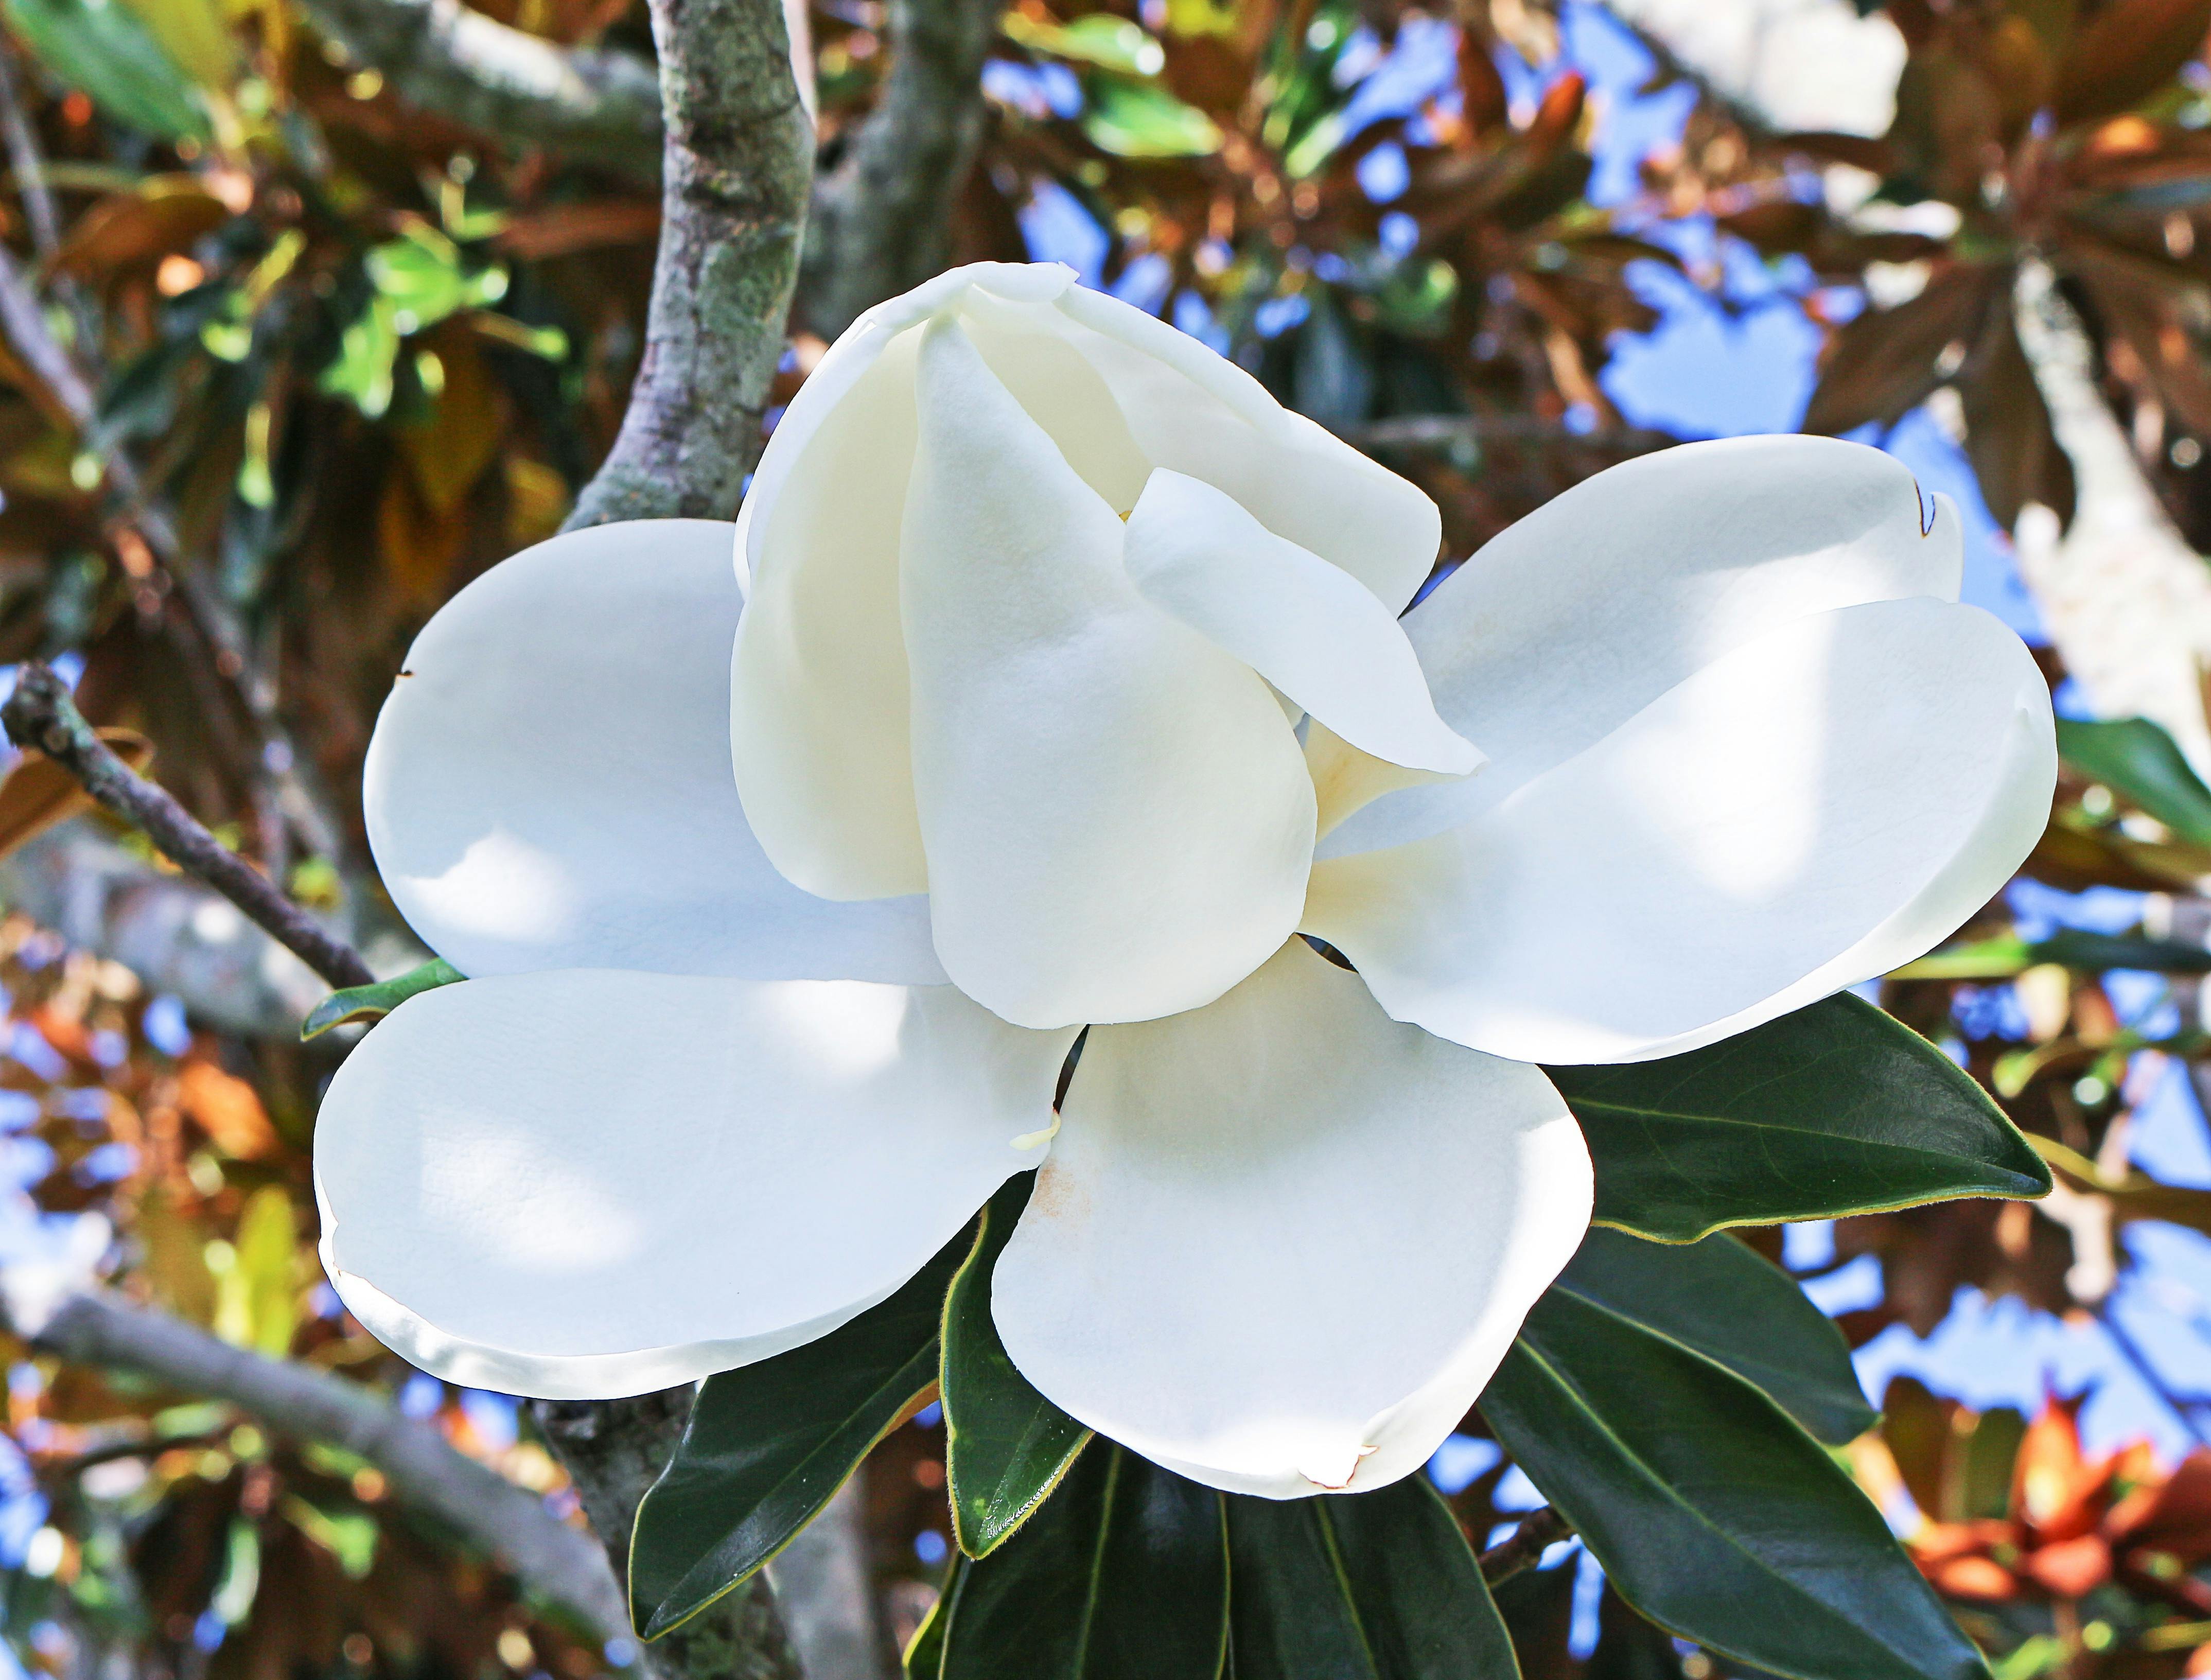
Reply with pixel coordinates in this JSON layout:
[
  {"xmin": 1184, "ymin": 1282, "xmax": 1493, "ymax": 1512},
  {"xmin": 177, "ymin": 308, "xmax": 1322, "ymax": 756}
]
[
  {"xmin": 560, "ymin": 0, "xmax": 812, "ymax": 529},
  {"xmin": 531, "ymin": 1393, "xmax": 805, "ymax": 1680},
  {"xmin": 20, "ymin": 1290, "xmax": 631, "ymax": 1645},
  {"xmin": 797, "ymin": 0, "xmax": 995, "ymax": 341}
]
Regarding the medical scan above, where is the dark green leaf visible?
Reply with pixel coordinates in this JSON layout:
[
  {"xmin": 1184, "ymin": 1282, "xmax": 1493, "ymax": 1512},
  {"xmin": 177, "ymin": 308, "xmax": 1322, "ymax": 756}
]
[
  {"xmin": 2055, "ymin": 716, "xmax": 2211, "ymax": 846},
  {"xmin": 1483, "ymin": 1289, "xmax": 1986, "ymax": 1680},
  {"xmin": 941, "ymin": 1174, "xmax": 1092, "ymax": 1558},
  {"xmin": 940, "ymin": 1445, "xmax": 1228, "ymax": 1680},
  {"xmin": 904, "ymin": 1559, "xmax": 960, "ymax": 1680},
  {"xmin": 301, "ymin": 958, "xmax": 464, "ymax": 1040},
  {"xmin": 2, "ymin": 0, "xmax": 206, "ymax": 140},
  {"xmin": 2034, "ymin": 927, "xmax": 2211, "ymax": 973},
  {"xmin": 1227, "ymin": 1477, "xmax": 1519, "ymax": 1680},
  {"xmin": 1547, "ymin": 993, "xmax": 2049, "ymax": 1242},
  {"xmin": 629, "ymin": 1231, "xmax": 967, "ymax": 1639},
  {"xmin": 1552, "ymin": 1228, "xmax": 1875, "ymax": 1446}
]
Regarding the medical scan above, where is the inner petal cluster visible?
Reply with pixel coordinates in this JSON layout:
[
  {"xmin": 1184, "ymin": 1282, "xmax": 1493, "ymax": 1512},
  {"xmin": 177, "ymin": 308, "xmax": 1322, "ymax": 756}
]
[{"xmin": 730, "ymin": 275, "xmax": 1467, "ymax": 1030}]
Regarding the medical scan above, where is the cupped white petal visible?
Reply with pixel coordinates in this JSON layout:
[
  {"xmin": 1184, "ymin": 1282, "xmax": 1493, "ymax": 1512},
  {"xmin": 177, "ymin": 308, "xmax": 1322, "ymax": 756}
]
[
  {"xmin": 902, "ymin": 316, "xmax": 1315, "ymax": 1029},
  {"xmin": 727, "ymin": 262, "xmax": 1098, "ymax": 901},
  {"xmin": 1304, "ymin": 597, "xmax": 2056, "ymax": 1065},
  {"xmin": 315, "ymin": 970, "xmax": 1078, "ymax": 1399},
  {"xmin": 1050, "ymin": 284, "xmax": 1442, "ymax": 611},
  {"xmin": 1323, "ymin": 434, "xmax": 1967, "ymax": 857},
  {"xmin": 1122, "ymin": 469, "xmax": 1481, "ymax": 776},
  {"xmin": 991, "ymin": 939, "xmax": 1591, "ymax": 1499},
  {"xmin": 364, "ymin": 520, "xmax": 941, "ymax": 984}
]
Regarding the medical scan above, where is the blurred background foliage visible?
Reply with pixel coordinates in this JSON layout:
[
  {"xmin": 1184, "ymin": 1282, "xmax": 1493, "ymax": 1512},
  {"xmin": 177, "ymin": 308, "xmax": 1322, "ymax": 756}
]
[{"xmin": 0, "ymin": 0, "xmax": 2205, "ymax": 1674}]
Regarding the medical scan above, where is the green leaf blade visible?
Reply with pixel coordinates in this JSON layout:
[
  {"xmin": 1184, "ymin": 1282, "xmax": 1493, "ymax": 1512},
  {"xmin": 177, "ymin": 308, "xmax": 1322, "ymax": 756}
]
[
  {"xmin": 1226, "ymin": 1477, "xmax": 1519, "ymax": 1680},
  {"xmin": 1550, "ymin": 993, "xmax": 2049, "ymax": 1242},
  {"xmin": 940, "ymin": 1445, "xmax": 1228, "ymax": 1679},
  {"xmin": 1484, "ymin": 1289, "xmax": 1986, "ymax": 1680},
  {"xmin": 942, "ymin": 1174, "xmax": 1093, "ymax": 1559},
  {"xmin": 2055, "ymin": 716, "xmax": 2211, "ymax": 845},
  {"xmin": 3, "ymin": 0, "xmax": 207, "ymax": 141},
  {"xmin": 301, "ymin": 958, "xmax": 464, "ymax": 1040},
  {"xmin": 629, "ymin": 1230, "xmax": 967, "ymax": 1640},
  {"xmin": 1554, "ymin": 1228, "xmax": 1875, "ymax": 1445}
]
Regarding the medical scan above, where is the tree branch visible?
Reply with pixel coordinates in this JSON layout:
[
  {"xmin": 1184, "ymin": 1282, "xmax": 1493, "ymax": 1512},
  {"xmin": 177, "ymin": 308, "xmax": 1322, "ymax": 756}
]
[
  {"xmin": 560, "ymin": 0, "xmax": 812, "ymax": 528},
  {"xmin": 298, "ymin": 0, "xmax": 664, "ymax": 183},
  {"xmin": 19, "ymin": 1289, "xmax": 631, "ymax": 1645},
  {"xmin": 796, "ymin": 0, "xmax": 993, "ymax": 340},
  {"xmin": 521, "ymin": 0, "xmax": 814, "ymax": 1668},
  {"xmin": 532, "ymin": 1393, "xmax": 803, "ymax": 1680},
  {"xmin": 1478, "ymin": 1504, "xmax": 1573, "ymax": 1586},
  {"xmin": 0, "ymin": 663, "xmax": 375, "ymax": 991}
]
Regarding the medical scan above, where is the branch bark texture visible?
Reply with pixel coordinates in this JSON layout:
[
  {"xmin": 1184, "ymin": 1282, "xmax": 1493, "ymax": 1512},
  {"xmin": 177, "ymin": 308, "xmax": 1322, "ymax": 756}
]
[
  {"xmin": 561, "ymin": 0, "xmax": 812, "ymax": 528},
  {"xmin": 24, "ymin": 1290, "xmax": 631, "ymax": 1644},
  {"xmin": 1478, "ymin": 1503, "xmax": 1572, "ymax": 1586},
  {"xmin": 0, "ymin": 664, "xmax": 375, "ymax": 990},
  {"xmin": 299, "ymin": 0, "xmax": 664, "ymax": 183},
  {"xmin": 797, "ymin": 0, "xmax": 994, "ymax": 340},
  {"xmin": 532, "ymin": 1394, "xmax": 804, "ymax": 1680}
]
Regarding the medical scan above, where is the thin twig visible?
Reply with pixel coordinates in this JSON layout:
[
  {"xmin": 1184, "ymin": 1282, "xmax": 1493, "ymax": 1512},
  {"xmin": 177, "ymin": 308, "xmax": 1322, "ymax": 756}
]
[
  {"xmin": 0, "ymin": 230, "xmax": 346, "ymax": 861},
  {"xmin": 1478, "ymin": 1504, "xmax": 1574, "ymax": 1585},
  {"xmin": 22, "ymin": 1289, "xmax": 629, "ymax": 1643},
  {"xmin": 0, "ymin": 41, "xmax": 61, "ymax": 261},
  {"xmin": 2096, "ymin": 1303, "xmax": 2211, "ymax": 1449},
  {"xmin": 0, "ymin": 663, "xmax": 374, "ymax": 990}
]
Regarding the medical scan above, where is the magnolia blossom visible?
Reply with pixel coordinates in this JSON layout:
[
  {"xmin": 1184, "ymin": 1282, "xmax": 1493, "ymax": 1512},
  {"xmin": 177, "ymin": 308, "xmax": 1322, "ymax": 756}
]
[{"xmin": 315, "ymin": 261, "xmax": 2055, "ymax": 1500}]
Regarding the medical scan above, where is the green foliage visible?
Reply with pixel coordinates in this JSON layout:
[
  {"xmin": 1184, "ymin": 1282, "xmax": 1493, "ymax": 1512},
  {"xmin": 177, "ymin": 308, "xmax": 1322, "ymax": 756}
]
[
  {"xmin": 1080, "ymin": 74, "xmax": 1220, "ymax": 157},
  {"xmin": 2055, "ymin": 715, "xmax": 2211, "ymax": 846},
  {"xmin": 628, "ymin": 1230, "xmax": 964, "ymax": 1638},
  {"xmin": 1550, "ymin": 994, "xmax": 2050, "ymax": 1242},
  {"xmin": 935, "ymin": 1446, "xmax": 1229, "ymax": 1679},
  {"xmin": 1483, "ymin": 1287, "xmax": 1987, "ymax": 1680},
  {"xmin": 1553, "ymin": 1229, "xmax": 1876, "ymax": 1446},
  {"xmin": 940, "ymin": 1174, "xmax": 1092, "ymax": 1559},
  {"xmin": 301, "ymin": 957, "xmax": 464, "ymax": 1039},
  {"xmin": 1226, "ymin": 1478, "xmax": 1516, "ymax": 1680},
  {"xmin": 3, "ymin": 0, "xmax": 205, "ymax": 139}
]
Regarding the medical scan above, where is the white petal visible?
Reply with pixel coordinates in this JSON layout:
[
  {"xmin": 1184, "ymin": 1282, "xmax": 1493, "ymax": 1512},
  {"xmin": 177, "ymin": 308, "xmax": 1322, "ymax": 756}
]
[
  {"xmin": 364, "ymin": 520, "xmax": 941, "ymax": 984},
  {"xmin": 728, "ymin": 264, "xmax": 1092, "ymax": 902},
  {"xmin": 315, "ymin": 970, "xmax": 1077, "ymax": 1399},
  {"xmin": 902, "ymin": 316, "xmax": 1315, "ymax": 1029},
  {"xmin": 1052, "ymin": 284, "xmax": 1442, "ymax": 611},
  {"xmin": 1122, "ymin": 470, "xmax": 1481, "ymax": 776},
  {"xmin": 1323, "ymin": 435, "xmax": 1967, "ymax": 858},
  {"xmin": 991, "ymin": 939, "xmax": 1591, "ymax": 1499},
  {"xmin": 1304, "ymin": 598, "xmax": 2056, "ymax": 1064}
]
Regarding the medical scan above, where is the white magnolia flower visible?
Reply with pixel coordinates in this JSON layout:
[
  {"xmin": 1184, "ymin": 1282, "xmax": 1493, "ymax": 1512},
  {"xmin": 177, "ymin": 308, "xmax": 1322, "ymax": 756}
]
[{"xmin": 315, "ymin": 261, "xmax": 2055, "ymax": 1500}]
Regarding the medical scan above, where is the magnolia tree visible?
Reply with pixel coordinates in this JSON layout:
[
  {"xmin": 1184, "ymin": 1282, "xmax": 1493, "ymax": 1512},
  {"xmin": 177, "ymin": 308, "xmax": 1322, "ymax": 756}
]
[
  {"xmin": 0, "ymin": 0, "xmax": 2174, "ymax": 1671},
  {"xmin": 309, "ymin": 254, "xmax": 2061, "ymax": 1680}
]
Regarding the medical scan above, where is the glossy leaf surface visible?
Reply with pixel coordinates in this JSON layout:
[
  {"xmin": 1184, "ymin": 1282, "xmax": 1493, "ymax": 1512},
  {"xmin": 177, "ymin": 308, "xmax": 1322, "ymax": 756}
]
[
  {"xmin": 1548, "ymin": 994, "xmax": 2048, "ymax": 1241},
  {"xmin": 629, "ymin": 1232, "xmax": 965, "ymax": 1638},
  {"xmin": 940, "ymin": 1174, "xmax": 1092, "ymax": 1557},
  {"xmin": 939, "ymin": 1444, "xmax": 1228, "ymax": 1679},
  {"xmin": 1227, "ymin": 1477, "xmax": 1519, "ymax": 1680},
  {"xmin": 1483, "ymin": 1289, "xmax": 1985, "ymax": 1680},
  {"xmin": 1552, "ymin": 1228, "xmax": 1875, "ymax": 1445}
]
